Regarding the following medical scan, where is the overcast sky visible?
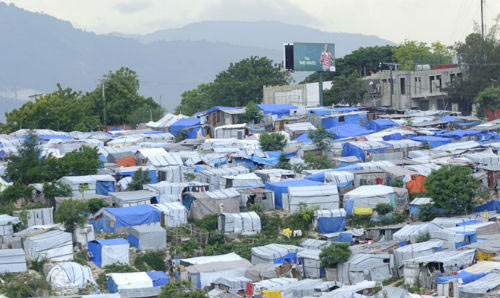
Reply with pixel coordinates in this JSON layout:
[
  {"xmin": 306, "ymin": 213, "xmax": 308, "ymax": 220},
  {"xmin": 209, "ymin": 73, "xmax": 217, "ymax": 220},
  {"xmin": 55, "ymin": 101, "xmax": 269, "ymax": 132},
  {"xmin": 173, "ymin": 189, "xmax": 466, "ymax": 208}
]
[{"xmin": 3, "ymin": 0, "xmax": 500, "ymax": 45}]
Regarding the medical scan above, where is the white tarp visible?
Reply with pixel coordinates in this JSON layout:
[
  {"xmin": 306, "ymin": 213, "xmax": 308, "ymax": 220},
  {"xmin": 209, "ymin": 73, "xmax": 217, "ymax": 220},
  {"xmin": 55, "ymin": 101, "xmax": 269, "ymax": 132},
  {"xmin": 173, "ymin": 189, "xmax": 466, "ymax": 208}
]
[
  {"xmin": 107, "ymin": 272, "xmax": 153, "ymax": 290},
  {"xmin": 218, "ymin": 212, "xmax": 261, "ymax": 235},
  {"xmin": 297, "ymin": 249, "xmax": 322, "ymax": 278},
  {"xmin": 181, "ymin": 252, "xmax": 244, "ymax": 266},
  {"xmin": 153, "ymin": 202, "xmax": 187, "ymax": 227},
  {"xmin": 0, "ymin": 214, "xmax": 20, "ymax": 236},
  {"xmin": 287, "ymin": 185, "xmax": 339, "ymax": 214},
  {"xmin": 393, "ymin": 223, "xmax": 443, "ymax": 243},
  {"xmin": 0, "ymin": 249, "xmax": 27, "ymax": 273},
  {"xmin": 186, "ymin": 259, "xmax": 252, "ymax": 289},
  {"xmin": 324, "ymin": 171, "xmax": 354, "ymax": 186},
  {"xmin": 24, "ymin": 230, "xmax": 73, "ymax": 261},
  {"xmin": 393, "ymin": 240, "xmax": 443, "ymax": 272},
  {"xmin": 221, "ymin": 173, "xmax": 263, "ymax": 188},
  {"xmin": 101, "ymin": 242, "xmax": 129, "ymax": 267},
  {"xmin": 47, "ymin": 262, "xmax": 96, "ymax": 290},
  {"xmin": 344, "ymin": 185, "xmax": 395, "ymax": 209}
]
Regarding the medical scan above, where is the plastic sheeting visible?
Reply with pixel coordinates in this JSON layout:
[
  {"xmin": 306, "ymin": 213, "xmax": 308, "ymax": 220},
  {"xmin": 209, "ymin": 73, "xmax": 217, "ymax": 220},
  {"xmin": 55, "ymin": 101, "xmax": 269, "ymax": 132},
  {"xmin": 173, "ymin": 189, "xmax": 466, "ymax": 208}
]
[
  {"xmin": 257, "ymin": 104, "xmax": 297, "ymax": 117},
  {"xmin": 328, "ymin": 123, "xmax": 374, "ymax": 139},
  {"xmin": 88, "ymin": 238, "xmax": 129, "ymax": 268},
  {"xmin": 0, "ymin": 249, "xmax": 27, "ymax": 273},
  {"xmin": 153, "ymin": 202, "xmax": 187, "ymax": 227},
  {"xmin": 473, "ymin": 199, "xmax": 500, "ymax": 213},
  {"xmin": 93, "ymin": 205, "xmax": 162, "ymax": 233},
  {"xmin": 170, "ymin": 117, "xmax": 201, "ymax": 135},
  {"xmin": 439, "ymin": 129, "xmax": 482, "ymax": 140},
  {"xmin": 47, "ymin": 262, "xmax": 96, "ymax": 290},
  {"xmin": 128, "ymin": 224, "xmax": 166, "ymax": 251},
  {"xmin": 437, "ymin": 270, "xmax": 487, "ymax": 284},
  {"xmin": 265, "ymin": 179, "xmax": 323, "ymax": 209},
  {"xmin": 24, "ymin": 230, "xmax": 73, "ymax": 261},
  {"xmin": 364, "ymin": 119, "xmax": 399, "ymax": 131},
  {"xmin": 218, "ymin": 212, "xmax": 261, "ymax": 235},
  {"xmin": 318, "ymin": 216, "xmax": 346, "ymax": 234},
  {"xmin": 287, "ymin": 185, "xmax": 339, "ymax": 213},
  {"xmin": 107, "ymin": 272, "xmax": 153, "ymax": 293},
  {"xmin": 251, "ymin": 244, "xmax": 302, "ymax": 265},
  {"xmin": 410, "ymin": 136, "xmax": 452, "ymax": 148}
]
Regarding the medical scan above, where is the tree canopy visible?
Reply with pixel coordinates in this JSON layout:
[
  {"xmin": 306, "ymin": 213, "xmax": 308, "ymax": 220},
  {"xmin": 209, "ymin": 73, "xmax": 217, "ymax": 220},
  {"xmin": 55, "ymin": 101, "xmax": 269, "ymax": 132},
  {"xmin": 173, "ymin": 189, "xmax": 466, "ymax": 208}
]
[
  {"xmin": 240, "ymin": 101, "xmax": 263, "ymax": 124},
  {"xmin": 54, "ymin": 199, "xmax": 88, "ymax": 233},
  {"xmin": 258, "ymin": 132, "xmax": 288, "ymax": 151},
  {"xmin": 127, "ymin": 168, "xmax": 152, "ymax": 191},
  {"xmin": 175, "ymin": 56, "xmax": 291, "ymax": 115},
  {"xmin": 323, "ymin": 72, "xmax": 367, "ymax": 106},
  {"xmin": 320, "ymin": 242, "xmax": 352, "ymax": 268},
  {"xmin": 474, "ymin": 87, "xmax": 500, "ymax": 119},
  {"xmin": 424, "ymin": 165, "xmax": 479, "ymax": 215}
]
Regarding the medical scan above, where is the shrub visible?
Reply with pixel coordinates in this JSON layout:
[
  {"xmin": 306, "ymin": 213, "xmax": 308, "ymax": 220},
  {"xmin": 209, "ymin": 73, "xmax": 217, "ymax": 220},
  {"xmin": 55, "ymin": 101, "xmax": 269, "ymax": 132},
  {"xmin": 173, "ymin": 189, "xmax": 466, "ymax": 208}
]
[
  {"xmin": 87, "ymin": 198, "xmax": 109, "ymax": 214},
  {"xmin": 193, "ymin": 214, "xmax": 218, "ymax": 231},
  {"xmin": 175, "ymin": 130, "xmax": 188, "ymax": 143},
  {"xmin": 390, "ymin": 178, "xmax": 404, "ymax": 188},
  {"xmin": 30, "ymin": 257, "xmax": 49, "ymax": 273},
  {"xmin": 304, "ymin": 152, "xmax": 331, "ymax": 169},
  {"xmin": 418, "ymin": 204, "xmax": 436, "ymax": 221},
  {"xmin": 375, "ymin": 203, "xmax": 394, "ymax": 215},
  {"xmin": 320, "ymin": 242, "xmax": 352, "ymax": 268},
  {"xmin": 54, "ymin": 199, "xmax": 88, "ymax": 233},
  {"xmin": 159, "ymin": 281, "xmax": 208, "ymax": 298},
  {"xmin": 259, "ymin": 132, "xmax": 287, "ymax": 151},
  {"xmin": 134, "ymin": 251, "xmax": 166, "ymax": 272},
  {"xmin": 283, "ymin": 204, "xmax": 315, "ymax": 231},
  {"xmin": 416, "ymin": 231, "xmax": 431, "ymax": 243}
]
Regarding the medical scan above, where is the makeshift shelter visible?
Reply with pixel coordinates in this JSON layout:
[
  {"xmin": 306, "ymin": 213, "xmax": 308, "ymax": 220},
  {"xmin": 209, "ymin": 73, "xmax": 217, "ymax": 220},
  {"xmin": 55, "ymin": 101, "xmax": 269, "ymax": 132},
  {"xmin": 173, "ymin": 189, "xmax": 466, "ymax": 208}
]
[
  {"xmin": 314, "ymin": 209, "xmax": 347, "ymax": 234},
  {"xmin": 170, "ymin": 117, "xmax": 203, "ymax": 138},
  {"xmin": 88, "ymin": 238, "xmax": 129, "ymax": 268},
  {"xmin": 220, "ymin": 173, "xmax": 263, "ymax": 189},
  {"xmin": 24, "ymin": 229, "xmax": 73, "ymax": 261},
  {"xmin": 393, "ymin": 240, "xmax": 443, "ymax": 275},
  {"xmin": 458, "ymin": 270, "xmax": 500, "ymax": 298},
  {"xmin": 284, "ymin": 122, "xmax": 316, "ymax": 139},
  {"xmin": 473, "ymin": 199, "xmax": 500, "ymax": 213},
  {"xmin": 128, "ymin": 224, "xmax": 166, "ymax": 251},
  {"xmin": 59, "ymin": 175, "xmax": 116, "ymax": 196},
  {"xmin": 257, "ymin": 104, "xmax": 297, "ymax": 118},
  {"xmin": 265, "ymin": 179, "xmax": 324, "ymax": 209},
  {"xmin": 110, "ymin": 190, "xmax": 158, "ymax": 207},
  {"xmin": 251, "ymin": 244, "xmax": 302, "ymax": 265},
  {"xmin": 218, "ymin": 211, "xmax": 261, "ymax": 236},
  {"xmin": 195, "ymin": 166, "xmax": 249, "ymax": 190},
  {"xmin": 185, "ymin": 259, "xmax": 252, "ymax": 289},
  {"xmin": 341, "ymin": 141, "xmax": 388, "ymax": 162},
  {"xmin": 152, "ymin": 201, "xmax": 188, "ymax": 227},
  {"xmin": 92, "ymin": 205, "xmax": 162, "ymax": 234},
  {"xmin": 106, "ymin": 271, "xmax": 169, "ymax": 294},
  {"xmin": 185, "ymin": 189, "xmax": 240, "ymax": 220},
  {"xmin": 297, "ymin": 249, "xmax": 324, "ymax": 278},
  {"xmin": 0, "ymin": 249, "xmax": 27, "ymax": 273},
  {"xmin": 410, "ymin": 136, "xmax": 452, "ymax": 148},
  {"xmin": 364, "ymin": 119, "xmax": 399, "ymax": 131},
  {"xmin": 409, "ymin": 197, "xmax": 433, "ymax": 216},
  {"xmin": 0, "ymin": 214, "xmax": 20, "ymax": 236},
  {"xmin": 238, "ymin": 188, "xmax": 275, "ymax": 211},
  {"xmin": 284, "ymin": 184, "xmax": 339, "ymax": 214},
  {"xmin": 432, "ymin": 222, "xmax": 498, "ymax": 249},
  {"xmin": 393, "ymin": 222, "xmax": 443, "ymax": 243},
  {"xmin": 47, "ymin": 262, "xmax": 95, "ymax": 290},
  {"xmin": 15, "ymin": 207, "xmax": 54, "ymax": 227},
  {"xmin": 328, "ymin": 123, "xmax": 374, "ymax": 139},
  {"xmin": 300, "ymin": 238, "xmax": 331, "ymax": 250},
  {"xmin": 343, "ymin": 185, "xmax": 406, "ymax": 216},
  {"xmin": 211, "ymin": 276, "xmax": 252, "ymax": 292},
  {"xmin": 135, "ymin": 148, "xmax": 183, "ymax": 167},
  {"xmin": 337, "ymin": 253, "xmax": 394, "ymax": 283},
  {"xmin": 144, "ymin": 181, "xmax": 208, "ymax": 202},
  {"xmin": 213, "ymin": 124, "xmax": 247, "ymax": 139}
]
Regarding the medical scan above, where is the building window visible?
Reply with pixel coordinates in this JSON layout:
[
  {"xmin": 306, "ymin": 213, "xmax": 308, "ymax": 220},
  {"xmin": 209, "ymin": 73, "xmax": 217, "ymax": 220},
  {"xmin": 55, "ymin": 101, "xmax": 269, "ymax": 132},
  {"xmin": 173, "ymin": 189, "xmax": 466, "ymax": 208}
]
[
  {"xmin": 429, "ymin": 76, "xmax": 434, "ymax": 93},
  {"xmin": 400, "ymin": 78, "xmax": 406, "ymax": 95},
  {"xmin": 436, "ymin": 75, "xmax": 442, "ymax": 91}
]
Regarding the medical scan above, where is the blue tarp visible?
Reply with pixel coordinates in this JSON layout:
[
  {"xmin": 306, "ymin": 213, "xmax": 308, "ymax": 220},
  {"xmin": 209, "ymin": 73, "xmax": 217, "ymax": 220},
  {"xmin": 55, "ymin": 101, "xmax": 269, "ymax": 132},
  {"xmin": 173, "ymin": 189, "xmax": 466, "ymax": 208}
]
[
  {"xmin": 250, "ymin": 155, "xmax": 279, "ymax": 167},
  {"xmin": 457, "ymin": 220, "xmax": 482, "ymax": 226},
  {"xmin": 170, "ymin": 117, "xmax": 201, "ymax": 135},
  {"xmin": 88, "ymin": 238, "xmax": 128, "ymax": 268},
  {"xmin": 293, "ymin": 132, "xmax": 313, "ymax": 143},
  {"xmin": 96, "ymin": 181, "xmax": 115, "ymax": 196},
  {"xmin": 266, "ymin": 151, "xmax": 296, "ymax": 159},
  {"xmin": 310, "ymin": 108, "xmax": 332, "ymax": 116},
  {"xmin": 321, "ymin": 114, "xmax": 367, "ymax": 129},
  {"xmin": 410, "ymin": 136, "xmax": 452, "ymax": 148},
  {"xmin": 318, "ymin": 217, "xmax": 346, "ymax": 234},
  {"xmin": 437, "ymin": 271, "xmax": 487, "ymax": 284},
  {"xmin": 474, "ymin": 199, "xmax": 500, "ymax": 213},
  {"xmin": 143, "ymin": 130, "xmax": 165, "ymax": 134},
  {"xmin": 327, "ymin": 123, "xmax": 374, "ymax": 139},
  {"xmin": 364, "ymin": 119, "xmax": 399, "ymax": 131},
  {"xmin": 439, "ymin": 129, "xmax": 482, "ymax": 140},
  {"xmin": 335, "ymin": 232, "xmax": 352, "ymax": 243},
  {"xmin": 93, "ymin": 205, "xmax": 161, "ymax": 233},
  {"xmin": 383, "ymin": 133, "xmax": 403, "ymax": 141},
  {"xmin": 194, "ymin": 165, "xmax": 206, "ymax": 172},
  {"xmin": 437, "ymin": 115, "xmax": 461, "ymax": 122},
  {"xmin": 344, "ymin": 200, "xmax": 354, "ymax": 215},
  {"xmin": 457, "ymin": 121, "xmax": 480, "ymax": 127},
  {"xmin": 273, "ymin": 252, "xmax": 297, "ymax": 265},
  {"xmin": 257, "ymin": 104, "xmax": 297, "ymax": 117},
  {"xmin": 265, "ymin": 179, "xmax": 324, "ymax": 209},
  {"xmin": 119, "ymin": 170, "xmax": 157, "ymax": 184},
  {"xmin": 332, "ymin": 107, "xmax": 360, "ymax": 112},
  {"xmin": 342, "ymin": 142, "xmax": 386, "ymax": 162},
  {"xmin": 146, "ymin": 271, "xmax": 170, "ymax": 287},
  {"xmin": 38, "ymin": 135, "xmax": 72, "ymax": 141}
]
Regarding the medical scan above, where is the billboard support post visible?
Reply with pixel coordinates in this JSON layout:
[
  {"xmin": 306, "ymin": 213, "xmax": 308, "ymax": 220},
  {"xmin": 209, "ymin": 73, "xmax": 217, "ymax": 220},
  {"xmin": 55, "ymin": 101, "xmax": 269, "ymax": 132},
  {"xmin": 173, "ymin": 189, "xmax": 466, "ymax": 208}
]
[{"xmin": 318, "ymin": 71, "xmax": 324, "ymax": 107}]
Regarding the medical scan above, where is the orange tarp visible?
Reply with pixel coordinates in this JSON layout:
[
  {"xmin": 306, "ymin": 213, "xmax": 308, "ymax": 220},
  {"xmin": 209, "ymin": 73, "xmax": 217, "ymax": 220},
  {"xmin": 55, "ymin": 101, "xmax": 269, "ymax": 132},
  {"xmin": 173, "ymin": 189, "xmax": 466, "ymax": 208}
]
[
  {"xmin": 406, "ymin": 174, "xmax": 426, "ymax": 194},
  {"xmin": 116, "ymin": 156, "xmax": 136, "ymax": 167}
]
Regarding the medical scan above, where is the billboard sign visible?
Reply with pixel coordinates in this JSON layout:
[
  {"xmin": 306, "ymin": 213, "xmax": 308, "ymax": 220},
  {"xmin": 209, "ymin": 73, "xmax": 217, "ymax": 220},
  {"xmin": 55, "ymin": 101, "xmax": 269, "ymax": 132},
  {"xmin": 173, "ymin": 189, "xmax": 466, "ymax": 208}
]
[{"xmin": 287, "ymin": 42, "xmax": 336, "ymax": 72}]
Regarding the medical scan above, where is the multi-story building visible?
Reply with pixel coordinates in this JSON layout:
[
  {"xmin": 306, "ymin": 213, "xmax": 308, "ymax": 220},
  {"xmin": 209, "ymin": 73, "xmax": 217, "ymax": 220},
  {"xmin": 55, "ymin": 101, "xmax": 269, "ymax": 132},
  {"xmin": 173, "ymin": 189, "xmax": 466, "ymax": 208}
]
[{"xmin": 263, "ymin": 81, "xmax": 332, "ymax": 106}]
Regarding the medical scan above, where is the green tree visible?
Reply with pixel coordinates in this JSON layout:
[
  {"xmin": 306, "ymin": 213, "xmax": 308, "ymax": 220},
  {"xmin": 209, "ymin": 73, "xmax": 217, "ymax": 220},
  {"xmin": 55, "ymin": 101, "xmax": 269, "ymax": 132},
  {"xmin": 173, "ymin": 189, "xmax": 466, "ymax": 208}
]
[
  {"xmin": 240, "ymin": 101, "xmax": 263, "ymax": 124},
  {"xmin": 159, "ymin": 281, "xmax": 208, "ymax": 298},
  {"xmin": 42, "ymin": 181, "xmax": 72, "ymax": 207},
  {"xmin": 259, "ymin": 132, "xmax": 288, "ymax": 151},
  {"xmin": 323, "ymin": 72, "xmax": 367, "ymax": 106},
  {"xmin": 304, "ymin": 152, "xmax": 331, "ymax": 169},
  {"xmin": 276, "ymin": 153, "xmax": 291, "ymax": 170},
  {"xmin": 127, "ymin": 104, "xmax": 165, "ymax": 128},
  {"xmin": 424, "ymin": 165, "xmax": 479, "ymax": 215},
  {"xmin": 87, "ymin": 198, "xmax": 109, "ymax": 214},
  {"xmin": 392, "ymin": 40, "xmax": 451, "ymax": 70},
  {"xmin": 418, "ymin": 204, "xmax": 437, "ymax": 221},
  {"xmin": 1, "ymin": 182, "xmax": 33, "ymax": 204},
  {"xmin": 320, "ymin": 242, "xmax": 352, "ymax": 268},
  {"xmin": 175, "ymin": 130, "xmax": 189, "ymax": 143},
  {"xmin": 308, "ymin": 126, "xmax": 330, "ymax": 152},
  {"xmin": 474, "ymin": 87, "xmax": 500, "ymax": 119},
  {"xmin": 6, "ymin": 133, "xmax": 44, "ymax": 184},
  {"xmin": 375, "ymin": 203, "xmax": 394, "ymax": 215},
  {"xmin": 61, "ymin": 146, "xmax": 102, "ymax": 176},
  {"xmin": 176, "ymin": 57, "xmax": 291, "ymax": 115},
  {"xmin": 54, "ymin": 199, "xmax": 88, "ymax": 233},
  {"xmin": 127, "ymin": 168, "xmax": 152, "ymax": 191}
]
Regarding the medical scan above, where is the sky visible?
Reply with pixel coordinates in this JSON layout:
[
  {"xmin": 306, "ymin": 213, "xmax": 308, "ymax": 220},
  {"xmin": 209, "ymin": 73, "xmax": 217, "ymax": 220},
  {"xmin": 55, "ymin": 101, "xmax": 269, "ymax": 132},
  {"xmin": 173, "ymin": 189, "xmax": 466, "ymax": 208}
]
[{"xmin": 2, "ymin": 0, "xmax": 500, "ymax": 45}]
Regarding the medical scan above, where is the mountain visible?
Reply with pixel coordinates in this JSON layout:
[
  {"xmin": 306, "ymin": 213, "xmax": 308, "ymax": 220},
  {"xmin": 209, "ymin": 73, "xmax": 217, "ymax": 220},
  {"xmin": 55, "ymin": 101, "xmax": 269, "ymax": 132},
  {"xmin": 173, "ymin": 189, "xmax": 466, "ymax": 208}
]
[
  {"xmin": 0, "ymin": 3, "xmax": 394, "ymax": 121},
  {"xmin": 132, "ymin": 21, "xmax": 395, "ymax": 58}
]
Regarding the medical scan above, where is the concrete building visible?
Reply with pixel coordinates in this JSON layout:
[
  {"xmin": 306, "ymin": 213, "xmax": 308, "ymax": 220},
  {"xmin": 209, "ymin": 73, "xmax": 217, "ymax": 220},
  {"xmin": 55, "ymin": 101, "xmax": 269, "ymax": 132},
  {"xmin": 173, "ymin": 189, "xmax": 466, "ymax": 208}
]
[
  {"xmin": 363, "ymin": 66, "xmax": 463, "ymax": 111},
  {"xmin": 263, "ymin": 81, "xmax": 332, "ymax": 106}
]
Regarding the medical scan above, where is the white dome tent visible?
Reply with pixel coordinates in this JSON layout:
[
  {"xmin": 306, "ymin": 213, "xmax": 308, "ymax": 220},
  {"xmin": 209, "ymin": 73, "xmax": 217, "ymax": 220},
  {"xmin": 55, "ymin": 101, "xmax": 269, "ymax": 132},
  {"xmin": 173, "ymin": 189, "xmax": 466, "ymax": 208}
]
[{"xmin": 47, "ymin": 262, "xmax": 96, "ymax": 291}]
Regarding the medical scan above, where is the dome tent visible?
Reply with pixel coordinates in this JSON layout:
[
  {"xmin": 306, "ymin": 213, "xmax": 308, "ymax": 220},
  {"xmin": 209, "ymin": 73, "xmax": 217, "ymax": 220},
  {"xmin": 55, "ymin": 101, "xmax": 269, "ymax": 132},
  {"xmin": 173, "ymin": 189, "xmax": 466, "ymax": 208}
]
[{"xmin": 47, "ymin": 262, "xmax": 95, "ymax": 290}]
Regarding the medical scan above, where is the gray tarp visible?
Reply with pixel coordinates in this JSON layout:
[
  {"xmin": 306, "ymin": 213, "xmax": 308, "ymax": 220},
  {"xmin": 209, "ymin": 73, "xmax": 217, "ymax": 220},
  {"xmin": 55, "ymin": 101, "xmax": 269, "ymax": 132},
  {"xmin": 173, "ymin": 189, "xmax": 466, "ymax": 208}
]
[
  {"xmin": 0, "ymin": 249, "xmax": 27, "ymax": 273},
  {"xmin": 128, "ymin": 224, "xmax": 166, "ymax": 251}
]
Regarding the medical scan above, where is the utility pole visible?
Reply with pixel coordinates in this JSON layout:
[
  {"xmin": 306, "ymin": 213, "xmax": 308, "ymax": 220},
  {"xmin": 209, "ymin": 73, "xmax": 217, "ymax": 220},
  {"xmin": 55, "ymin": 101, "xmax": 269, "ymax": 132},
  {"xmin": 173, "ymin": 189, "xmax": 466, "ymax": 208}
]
[
  {"xmin": 318, "ymin": 71, "xmax": 324, "ymax": 106},
  {"xmin": 101, "ymin": 80, "xmax": 106, "ymax": 130},
  {"xmin": 481, "ymin": 0, "xmax": 486, "ymax": 61}
]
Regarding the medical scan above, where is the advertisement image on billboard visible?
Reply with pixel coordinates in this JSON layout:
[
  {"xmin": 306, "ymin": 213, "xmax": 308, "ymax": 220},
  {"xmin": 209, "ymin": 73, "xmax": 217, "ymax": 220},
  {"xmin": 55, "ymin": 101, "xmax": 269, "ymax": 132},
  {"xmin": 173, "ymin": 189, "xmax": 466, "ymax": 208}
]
[{"xmin": 293, "ymin": 42, "xmax": 335, "ymax": 72}]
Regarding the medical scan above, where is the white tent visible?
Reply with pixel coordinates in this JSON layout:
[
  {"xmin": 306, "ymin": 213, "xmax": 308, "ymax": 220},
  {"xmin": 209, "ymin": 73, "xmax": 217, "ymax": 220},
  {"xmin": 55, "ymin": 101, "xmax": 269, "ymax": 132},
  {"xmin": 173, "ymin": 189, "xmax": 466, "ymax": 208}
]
[
  {"xmin": 0, "ymin": 214, "xmax": 20, "ymax": 236},
  {"xmin": 186, "ymin": 259, "xmax": 252, "ymax": 289},
  {"xmin": 0, "ymin": 249, "xmax": 27, "ymax": 273},
  {"xmin": 218, "ymin": 212, "xmax": 261, "ymax": 235},
  {"xmin": 251, "ymin": 244, "xmax": 302, "ymax": 265},
  {"xmin": 24, "ymin": 230, "xmax": 73, "ymax": 261},
  {"xmin": 220, "ymin": 173, "xmax": 263, "ymax": 189},
  {"xmin": 286, "ymin": 185, "xmax": 339, "ymax": 214},
  {"xmin": 153, "ymin": 202, "xmax": 188, "ymax": 227},
  {"xmin": 296, "ymin": 249, "xmax": 322, "ymax": 278},
  {"xmin": 59, "ymin": 175, "xmax": 115, "ymax": 196},
  {"xmin": 393, "ymin": 222, "xmax": 443, "ymax": 243},
  {"xmin": 144, "ymin": 181, "xmax": 208, "ymax": 202},
  {"xmin": 47, "ymin": 262, "xmax": 95, "ymax": 290},
  {"xmin": 393, "ymin": 240, "xmax": 443, "ymax": 274},
  {"xmin": 337, "ymin": 253, "xmax": 394, "ymax": 284}
]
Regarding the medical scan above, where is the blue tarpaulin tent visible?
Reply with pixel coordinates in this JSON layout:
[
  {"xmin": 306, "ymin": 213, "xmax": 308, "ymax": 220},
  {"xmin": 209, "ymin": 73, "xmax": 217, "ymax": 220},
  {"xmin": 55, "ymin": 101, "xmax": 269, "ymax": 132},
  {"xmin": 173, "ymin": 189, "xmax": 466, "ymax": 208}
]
[
  {"xmin": 293, "ymin": 132, "xmax": 313, "ymax": 143},
  {"xmin": 96, "ymin": 181, "xmax": 115, "ymax": 196},
  {"xmin": 318, "ymin": 217, "xmax": 346, "ymax": 234},
  {"xmin": 146, "ymin": 271, "xmax": 170, "ymax": 287},
  {"xmin": 327, "ymin": 124, "xmax": 374, "ymax": 139},
  {"xmin": 265, "ymin": 179, "xmax": 324, "ymax": 209},
  {"xmin": 410, "ymin": 136, "xmax": 452, "ymax": 148},
  {"xmin": 437, "ymin": 271, "xmax": 488, "ymax": 284},
  {"xmin": 335, "ymin": 232, "xmax": 352, "ymax": 242},
  {"xmin": 257, "ymin": 104, "xmax": 297, "ymax": 117},
  {"xmin": 439, "ymin": 129, "xmax": 482, "ymax": 140},
  {"xmin": 364, "ymin": 119, "xmax": 399, "ymax": 131},
  {"xmin": 437, "ymin": 115, "xmax": 461, "ymax": 122},
  {"xmin": 170, "ymin": 118, "xmax": 202, "ymax": 136},
  {"xmin": 266, "ymin": 151, "xmax": 297, "ymax": 159},
  {"xmin": 341, "ymin": 142, "xmax": 387, "ymax": 162},
  {"xmin": 383, "ymin": 133, "xmax": 403, "ymax": 141},
  {"xmin": 92, "ymin": 205, "xmax": 162, "ymax": 234},
  {"xmin": 88, "ymin": 238, "xmax": 129, "ymax": 268},
  {"xmin": 321, "ymin": 113, "xmax": 367, "ymax": 129},
  {"xmin": 473, "ymin": 199, "xmax": 500, "ymax": 213}
]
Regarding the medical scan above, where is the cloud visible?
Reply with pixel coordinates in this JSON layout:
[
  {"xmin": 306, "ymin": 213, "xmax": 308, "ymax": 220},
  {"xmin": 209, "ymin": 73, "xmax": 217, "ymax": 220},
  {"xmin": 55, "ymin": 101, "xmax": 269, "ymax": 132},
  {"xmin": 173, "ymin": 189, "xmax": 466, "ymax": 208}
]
[{"xmin": 114, "ymin": 0, "xmax": 151, "ymax": 14}]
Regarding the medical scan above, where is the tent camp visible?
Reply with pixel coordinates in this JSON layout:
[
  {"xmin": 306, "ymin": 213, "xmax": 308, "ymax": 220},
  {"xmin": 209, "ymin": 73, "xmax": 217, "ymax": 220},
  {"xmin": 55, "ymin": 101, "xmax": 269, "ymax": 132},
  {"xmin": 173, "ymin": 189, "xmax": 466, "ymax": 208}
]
[
  {"xmin": 24, "ymin": 229, "xmax": 73, "ymax": 261},
  {"xmin": 218, "ymin": 211, "xmax": 261, "ymax": 236},
  {"xmin": 343, "ymin": 185, "xmax": 408, "ymax": 216},
  {"xmin": 106, "ymin": 271, "xmax": 169, "ymax": 294},
  {"xmin": 265, "ymin": 179, "xmax": 324, "ymax": 209},
  {"xmin": 337, "ymin": 253, "xmax": 394, "ymax": 284},
  {"xmin": 152, "ymin": 201, "xmax": 188, "ymax": 227},
  {"xmin": 220, "ymin": 173, "xmax": 263, "ymax": 189},
  {"xmin": 285, "ymin": 184, "xmax": 339, "ymax": 214},
  {"xmin": 0, "ymin": 249, "xmax": 27, "ymax": 273},
  {"xmin": 251, "ymin": 244, "xmax": 302, "ymax": 265},
  {"xmin": 88, "ymin": 238, "xmax": 129, "ymax": 268},
  {"xmin": 195, "ymin": 166, "xmax": 249, "ymax": 190},
  {"xmin": 314, "ymin": 209, "xmax": 347, "ymax": 234},
  {"xmin": 393, "ymin": 240, "xmax": 443, "ymax": 275},
  {"xmin": 185, "ymin": 188, "xmax": 240, "ymax": 220},
  {"xmin": 144, "ymin": 181, "xmax": 208, "ymax": 202},
  {"xmin": 59, "ymin": 175, "xmax": 116, "ymax": 196},
  {"xmin": 128, "ymin": 224, "xmax": 166, "ymax": 251},
  {"xmin": 92, "ymin": 205, "xmax": 162, "ymax": 234},
  {"xmin": 364, "ymin": 119, "xmax": 399, "ymax": 131},
  {"xmin": 185, "ymin": 259, "xmax": 252, "ymax": 289},
  {"xmin": 110, "ymin": 190, "xmax": 159, "ymax": 207},
  {"xmin": 393, "ymin": 222, "xmax": 443, "ymax": 243},
  {"xmin": 47, "ymin": 262, "xmax": 95, "ymax": 291},
  {"xmin": 297, "ymin": 249, "xmax": 324, "ymax": 278}
]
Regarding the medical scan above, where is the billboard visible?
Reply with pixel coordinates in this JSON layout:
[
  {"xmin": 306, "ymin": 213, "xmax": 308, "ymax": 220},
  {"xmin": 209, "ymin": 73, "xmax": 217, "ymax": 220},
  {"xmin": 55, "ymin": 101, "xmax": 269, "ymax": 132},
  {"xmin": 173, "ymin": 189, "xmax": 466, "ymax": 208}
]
[{"xmin": 284, "ymin": 42, "xmax": 336, "ymax": 72}]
